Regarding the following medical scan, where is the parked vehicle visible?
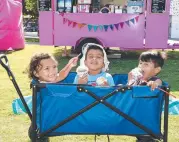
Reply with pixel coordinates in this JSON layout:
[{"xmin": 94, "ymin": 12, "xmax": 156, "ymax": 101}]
[{"xmin": 24, "ymin": 22, "xmax": 38, "ymax": 32}]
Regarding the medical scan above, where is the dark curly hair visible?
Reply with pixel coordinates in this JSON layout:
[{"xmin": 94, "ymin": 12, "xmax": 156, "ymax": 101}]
[
  {"xmin": 28, "ymin": 53, "xmax": 57, "ymax": 80},
  {"xmin": 85, "ymin": 44, "xmax": 104, "ymax": 60},
  {"xmin": 139, "ymin": 50, "xmax": 167, "ymax": 68}
]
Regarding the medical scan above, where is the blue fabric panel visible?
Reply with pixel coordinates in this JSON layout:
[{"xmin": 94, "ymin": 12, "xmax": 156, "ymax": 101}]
[
  {"xmin": 36, "ymin": 84, "xmax": 164, "ymax": 136},
  {"xmin": 132, "ymin": 86, "xmax": 160, "ymax": 98},
  {"xmin": 112, "ymin": 74, "xmax": 128, "ymax": 85}
]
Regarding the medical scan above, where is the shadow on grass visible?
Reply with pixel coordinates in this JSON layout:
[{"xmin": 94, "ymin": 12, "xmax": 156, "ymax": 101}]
[{"xmin": 112, "ymin": 50, "xmax": 179, "ymax": 60}]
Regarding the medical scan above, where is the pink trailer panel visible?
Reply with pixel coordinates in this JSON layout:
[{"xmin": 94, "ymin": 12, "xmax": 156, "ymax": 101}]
[
  {"xmin": 145, "ymin": 0, "xmax": 170, "ymax": 49},
  {"xmin": 40, "ymin": 13, "xmax": 145, "ymax": 49},
  {"xmin": 39, "ymin": 12, "xmax": 54, "ymax": 45}
]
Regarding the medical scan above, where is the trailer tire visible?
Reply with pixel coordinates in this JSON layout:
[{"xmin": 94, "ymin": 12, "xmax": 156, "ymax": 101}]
[{"xmin": 75, "ymin": 38, "xmax": 101, "ymax": 54}]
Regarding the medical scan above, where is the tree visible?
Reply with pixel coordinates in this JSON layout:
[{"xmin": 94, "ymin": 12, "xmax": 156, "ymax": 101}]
[{"xmin": 24, "ymin": 0, "xmax": 39, "ymax": 18}]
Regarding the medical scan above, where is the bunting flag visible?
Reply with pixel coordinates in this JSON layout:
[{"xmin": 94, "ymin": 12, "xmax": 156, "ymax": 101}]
[
  {"xmin": 78, "ymin": 23, "xmax": 86, "ymax": 29},
  {"xmin": 120, "ymin": 22, "xmax": 124, "ymax": 28},
  {"xmin": 103, "ymin": 25, "xmax": 109, "ymax": 32},
  {"xmin": 59, "ymin": 12, "xmax": 64, "ymax": 17},
  {"xmin": 114, "ymin": 23, "xmax": 119, "ymax": 30},
  {"xmin": 72, "ymin": 22, "xmax": 77, "ymax": 28},
  {"xmin": 63, "ymin": 18, "xmax": 67, "ymax": 24},
  {"xmin": 110, "ymin": 25, "xmax": 114, "ymax": 31},
  {"xmin": 135, "ymin": 16, "xmax": 139, "ymax": 22},
  {"xmin": 59, "ymin": 13, "xmax": 141, "ymax": 32},
  {"xmin": 125, "ymin": 20, "xmax": 130, "ymax": 27},
  {"xmin": 68, "ymin": 20, "xmax": 72, "ymax": 26},
  {"xmin": 99, "ymin": 25, "xmax": 103, "ymax": 31},
  {"xmin": 93, "ymin": 25, "xmax": 98, "ymax": 32},
  {"xmin": 130, "ymin": 18, "xmax": 135, "ymax": 24},
  {"xmin": 88, "ymin": 25, "xmax": 93, "ymax": 31}
]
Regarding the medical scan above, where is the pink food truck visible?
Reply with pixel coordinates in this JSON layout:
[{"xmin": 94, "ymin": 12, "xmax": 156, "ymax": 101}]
[{"xmin": 39, "ymin": 0, "xmax": 179, "ymax": 53}]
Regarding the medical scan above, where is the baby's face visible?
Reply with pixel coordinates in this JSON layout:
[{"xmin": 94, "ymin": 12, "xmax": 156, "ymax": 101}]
[
  {"xmin": 85, "ymin": 49, "xmax": 104, "ymax": 74},
  {"xmin": 138, "ymin": 60, "xmax": 160, "ymax": 80},
  {"xmin": 35, "ymin": 58, "xmax": 58, "ymax": 82}
]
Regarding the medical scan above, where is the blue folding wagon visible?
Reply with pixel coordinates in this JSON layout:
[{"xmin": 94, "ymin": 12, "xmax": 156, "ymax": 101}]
[{"xmin": 0, "ymin": 54, "xmax": 170, "ymax": 142}]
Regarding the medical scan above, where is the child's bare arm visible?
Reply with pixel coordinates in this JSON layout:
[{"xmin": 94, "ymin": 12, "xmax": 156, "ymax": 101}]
[
  {"xmin": 55, "ymin": 57, "xmax": 78, "ymax": 82},
  {"xmin": 147, "ymin": 79, "xmax": 162, "ymax": 90}
]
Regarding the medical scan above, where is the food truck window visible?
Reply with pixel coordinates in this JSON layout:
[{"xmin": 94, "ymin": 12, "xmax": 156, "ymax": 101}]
[
  {"xmin": 151, "ymin": 0, "xmax": 166, "ymax": 13},
  {"xmin": 38, "ymin": 0, "xmax": 51, "ymax": 11},
  {"xmin": 56, "ymin": 0, "xmax": 144, "ymax": 13},
  {"xmin": 100, "ymin": 0, "xmax": 126, "ymax": 6}
]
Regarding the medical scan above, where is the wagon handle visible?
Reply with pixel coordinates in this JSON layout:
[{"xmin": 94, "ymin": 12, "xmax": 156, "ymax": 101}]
[
  {"xmin": 0, "ymin": 54, "xmax": 9, "ymax": 71},
  {"xmin": 0, "ymin": 54, "xmax": 11, "ymax": 77},
  {"xmin": 0, "ymin": 54, "xmax": 32, "ymax": 120}
]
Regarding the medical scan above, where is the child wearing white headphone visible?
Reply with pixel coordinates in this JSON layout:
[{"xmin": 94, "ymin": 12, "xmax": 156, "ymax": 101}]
[{"xmin": 74, "ymin": 43, "xmax": 114, "ymax": 86}]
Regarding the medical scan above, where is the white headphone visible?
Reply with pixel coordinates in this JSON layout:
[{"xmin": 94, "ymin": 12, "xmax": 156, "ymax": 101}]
[{"xmin": 80, "ymin": 43, "xmax": 110, "ymax": 72}]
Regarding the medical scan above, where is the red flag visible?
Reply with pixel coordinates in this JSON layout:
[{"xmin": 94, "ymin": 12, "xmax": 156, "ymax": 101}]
[
  {"xmin": 63, "ymin": 18, "xmax": 67, "ymax": 24},
  {"xmin": 68, "ymin": 20, "xmax": 72, "ymax": 26},
  {"xmin": 59, "ymin": 12, "xmax": 64, "ymax": 17},
  {"xmin": 120, "ymin": 22, "xmax": 124, "ymax": 28},
  {"xmin": 72, "ymin": 22, "xmax": 77, "ymax": 28},
  {"xmin": 135, "ymin": 16, "xmax": 139, "ymax": 22}
]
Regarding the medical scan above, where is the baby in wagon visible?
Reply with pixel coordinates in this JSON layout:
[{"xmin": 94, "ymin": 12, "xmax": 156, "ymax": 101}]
[{"xmin": 74, "ymin": 43, "xmax": 114, "ymax": 86}]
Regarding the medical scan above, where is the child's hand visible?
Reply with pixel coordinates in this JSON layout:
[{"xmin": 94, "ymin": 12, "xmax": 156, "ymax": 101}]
[
  {"xmin": 128, "ymin": 71, "xmax": 133, "ymax": 85},
  {"xmin": 78, "ymin": 75, "xmax": 88, "ymax": 84},
  {"xmin": 68, "ymin": 56, "xmax": 78, "ymax": 68},
  {"xmin": 147, "ymin": 80, "xmax": 161, "ymax": 90}
]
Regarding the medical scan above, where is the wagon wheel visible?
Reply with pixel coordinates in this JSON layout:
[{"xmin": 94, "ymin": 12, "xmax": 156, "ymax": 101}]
[
  {"xmin": 28, "ymin": 125, "xmax": 50, "ymax": 142},
  {"xmin": 75, "ymin": 38, "xmax": 101, "ymax": 54}
]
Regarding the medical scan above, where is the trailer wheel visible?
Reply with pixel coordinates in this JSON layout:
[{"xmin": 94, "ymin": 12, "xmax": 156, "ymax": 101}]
[{"xmin": 75, "ymin": 38, "xmax": 101, "ymax": 54}]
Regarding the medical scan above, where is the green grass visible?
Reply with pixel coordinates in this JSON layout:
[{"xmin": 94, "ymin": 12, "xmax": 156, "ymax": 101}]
[
  {"xmin": 25, "ymin": 38, "xmax": 39, "ymax": 43},
  {"xmin": 0, "ymin": 45, "xmax": 179, "ymax": 142}
]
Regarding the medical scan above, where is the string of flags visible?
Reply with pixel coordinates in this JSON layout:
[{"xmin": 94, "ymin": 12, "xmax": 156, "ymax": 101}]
[{"xmin": 58, "ymin": 12, "xmax": 140, "ymax": 32}]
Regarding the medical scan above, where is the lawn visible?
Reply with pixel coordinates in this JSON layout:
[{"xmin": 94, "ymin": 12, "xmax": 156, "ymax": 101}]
[{"xmin": 0, "ymin": 45, "xmax": 179, "ymax": 142}]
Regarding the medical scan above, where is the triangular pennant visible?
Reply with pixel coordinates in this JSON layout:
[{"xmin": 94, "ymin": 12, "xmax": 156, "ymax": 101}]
[
  {"xmin": 93, "ymin": 25, "xmax": 98, "ymax": 32},
  {"xmin": 78, "ymin": 23, "xmax": 86, "ymax": 29},
  {"xmin": 88, "ymin": 25, "xmax": 93, "ymax": 31},
  {"xmin": 63, "ymin": 18, "xmax": 67, "ymax": 24},
  {"xmin": 130, "ymin": 18, "xmax": 135, "ymax": 24},
  {"xmin": 135, "ymin": 16, "xmax": 139, "ymax": 22},
  {"xmin": 125, "ymin": 20, "xmax": 130, "ymax": 27},
  {"xmin": 120, "ymin": 22, "xmax": 124, "ymax": 28},
  {"xmin": 114, "ymin": 23, "xmax": 119, "ymax": 30},
  {"xmin": 72, "ymin": 22, "xmax": 77, "ymax": 28},
  {"xmin": 103, "ymin": 25, "xmax": 109, "ymax": 32},
  {"xmin": 68, "ymin": 20, "xmax": 72, "ymax": 26},
  {"xmin": 99, "ymin": 25, "xmax": 103, "ymax": 31},
  {"xmin": 110, "ymin": 25, "xmax": 114, "ymax": 31},
  {"xmin": 59, "ymin": 12, "xmax": 64, "ymax": 17}
]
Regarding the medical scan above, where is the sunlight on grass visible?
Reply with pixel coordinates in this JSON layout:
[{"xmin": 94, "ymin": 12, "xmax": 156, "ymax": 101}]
[{"xmin": 0, "ymin": 45, "xmax": 179, "ymax": 142}]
